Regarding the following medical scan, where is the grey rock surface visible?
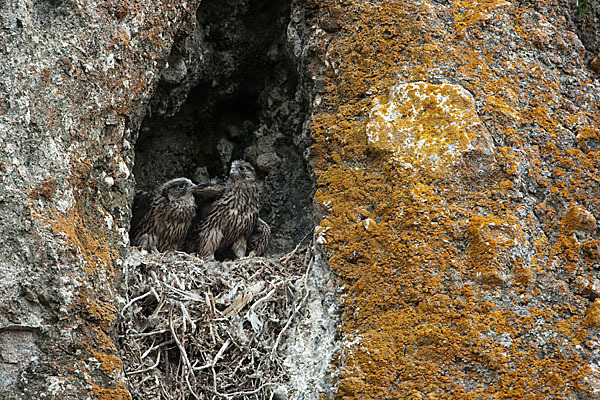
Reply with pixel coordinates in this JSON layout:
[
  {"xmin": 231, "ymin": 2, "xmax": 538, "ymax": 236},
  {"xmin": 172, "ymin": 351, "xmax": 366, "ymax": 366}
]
[
  {"xmin": 1, "ymin": 0, "xmax": 337, "ymax": 398},
  {"xmin": 0, "ymin": 0, "xmax": 201, "ymax": 397},
  {"xmin": 283, "ymin": 244, "xmax": 341, "ymax": 400}
]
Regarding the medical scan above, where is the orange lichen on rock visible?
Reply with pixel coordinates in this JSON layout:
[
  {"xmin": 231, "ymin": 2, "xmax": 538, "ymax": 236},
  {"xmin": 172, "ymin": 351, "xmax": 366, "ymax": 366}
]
[
  {"xmin": 28, "ymin": 160, "xmax": 125, "ymax": 397},
  {"xmin": 90, "ymin": 381, "xmax": 131, "ymax": 400},
  {"xmin": 583, "ymin": 300, "xmax": 600, "ymax": 328},
  {"xmin": 27, "ymin": 177, "xmax": 58, "ymax": 200},
  {"xmin": 85, "ymin": 296, "xmax": 118, "ymax": 332},
  {"xmin": 46, "ymin": 206, "xmax": 119, "ymax": 277},
  {"xmin": 307, "ymin": 0, "xmax": 599, "ymax": 398},
  {"xmin": 562, "ymin": 206, "xmax": 597, "ymax": 235},
  {"xmin": 366, "ymin": 81, "xmax": 495, "ymax": 175},
  {"xmin": 29, "ymin": 161, "xmax": 119, "ymax": 278},
  {"xmin": 88, "ymin": 345, "xmax": 124, "ymax": 378},
  {"xmin": 466, "ymin": 215, "xmax": 525, "ymax": 287},
  {"xmin": 554, "ymin": 205, "xmax": 598, "ymax": 274}
]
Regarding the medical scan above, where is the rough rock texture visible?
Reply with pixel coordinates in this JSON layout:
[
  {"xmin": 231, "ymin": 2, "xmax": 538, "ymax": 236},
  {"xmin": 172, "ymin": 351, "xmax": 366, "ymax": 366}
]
[
  {"xmin": 1, "ymin": 0, "xmax": 331, "ymax": 398},
  {"xmin": 298, "ymin": 0, "xmax": 600, "ymax": 398},
  {"xmin": 571, "ymin": 0, "xmax": 600, "ymax": 71},
  {"xmin": 3, "ymin": 0, "xmax": 600, "ymax": 398},
  {"xmin": 282, "ymin": 245, "xmax": 340, "ymax": 400},
  {"xmin": 0, "ymin": 0, "xmax": 201, "ymax": 398}
]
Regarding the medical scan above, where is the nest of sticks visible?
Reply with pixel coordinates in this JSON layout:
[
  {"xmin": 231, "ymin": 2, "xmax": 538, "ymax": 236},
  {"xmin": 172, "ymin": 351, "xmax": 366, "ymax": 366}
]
[{"xmin": 118, "ymin": 244, "xmax": 310, "ymax": 400}]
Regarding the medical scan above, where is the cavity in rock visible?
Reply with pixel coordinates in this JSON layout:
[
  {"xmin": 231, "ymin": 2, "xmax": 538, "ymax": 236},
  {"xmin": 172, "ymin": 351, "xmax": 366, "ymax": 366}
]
[{"xmin": 132, "ymin": 0, "xmax": 315, "ymax": 255}]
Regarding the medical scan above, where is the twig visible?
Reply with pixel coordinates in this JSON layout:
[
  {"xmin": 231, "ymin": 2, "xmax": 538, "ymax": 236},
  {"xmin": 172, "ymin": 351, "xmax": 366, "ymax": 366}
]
[
  {"xmin": 212, "ymin": 338, "xmax": 231, "ymax": 367},
  {"xmin": 217, "ymin": 383, "xmax": 272, "ymax": 398},
  {"xmin": 179, "ymin": 301, "xmax": 196, "ymax": 332},
  {"xmin": 163, "ymin": 281, "xmax": 204, "ymax": 301},
  {"xmin": 150, "ymin": 286, "xmax": 162, "ymax": 304},
  {"xmin": 120, "ymin": 290, "xmax": 154, "ymax": 318},
  {"xmin": 169, "ymin": 307, "xmax": 194, "ymax": 374},
  {"xmin": 249, "ymin": 287, "xmax": 278, "ymax": 313},
  {"xmin": 140, "ymin": 338, "xmax": 157, "ymax": 359},
  {"xmin": 127, "ymin": 351, "xmax": 161, "ymax": 376},
  {"xmin": 125, "ymin": 329, "xmax": 169, "ymax": 338},
  {"xmin": 119, "ymin": 243, "xmax": 311, "ymax": 399}
]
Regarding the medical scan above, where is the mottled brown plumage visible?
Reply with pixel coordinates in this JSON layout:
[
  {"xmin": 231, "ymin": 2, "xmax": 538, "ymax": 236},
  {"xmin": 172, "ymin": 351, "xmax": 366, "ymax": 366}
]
[
  {"xmin": 248, "ymin": 217, "xmax": 270, "ymax": 256},
  {"xmin": 130, "ymin": 178, "xmax": 197, "ymax": 252},
  {"xmin": 185, "ymin": 160, "xmax": 260, "ymax": 259},
  {"xmin": 192, "ymin": 182, "xmax": 225, "ymax": 220}
]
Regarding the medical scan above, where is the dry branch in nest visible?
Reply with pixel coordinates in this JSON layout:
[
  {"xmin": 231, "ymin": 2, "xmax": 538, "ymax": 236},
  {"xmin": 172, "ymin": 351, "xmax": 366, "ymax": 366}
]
[{"xmin": 118, "ymin": 245, "xmax": 310, "ymax": 400}]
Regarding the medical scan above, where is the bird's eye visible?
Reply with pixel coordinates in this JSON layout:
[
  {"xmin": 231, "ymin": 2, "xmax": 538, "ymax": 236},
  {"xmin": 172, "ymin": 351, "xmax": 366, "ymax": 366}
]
[
  {"xmin": 177, "ymin": 183, "xmax": 186, "ymax": 189},
  {"xmin": 239, "ymin": 166, "xmax": 246, "ymax": 171}
]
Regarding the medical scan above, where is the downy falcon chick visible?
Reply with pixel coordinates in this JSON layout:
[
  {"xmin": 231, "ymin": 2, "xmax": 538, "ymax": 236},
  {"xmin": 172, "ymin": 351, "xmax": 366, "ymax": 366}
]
[
  {"xmin": 190, "ymin": 181, "xmax": 271, "ymax": 257},
  {"xmin": 185, "ymin": 160, "xmax": 259, "ymax": 259},
  {"xmin": 130, "ymin": 178, "xmax": 197, "ymax": 252}
]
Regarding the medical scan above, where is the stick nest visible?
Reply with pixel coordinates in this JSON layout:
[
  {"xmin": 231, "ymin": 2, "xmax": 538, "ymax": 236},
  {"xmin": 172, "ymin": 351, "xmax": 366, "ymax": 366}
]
[{"xmin": 118, "ymin": 246, "xmax": 310, "ymax": 400}]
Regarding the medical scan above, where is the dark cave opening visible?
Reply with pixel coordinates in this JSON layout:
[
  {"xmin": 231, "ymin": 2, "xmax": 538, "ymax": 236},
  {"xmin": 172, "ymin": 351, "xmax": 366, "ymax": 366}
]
[{"xmin": 132, "ymin": 0, "xmax": 314, "ymax": 255}]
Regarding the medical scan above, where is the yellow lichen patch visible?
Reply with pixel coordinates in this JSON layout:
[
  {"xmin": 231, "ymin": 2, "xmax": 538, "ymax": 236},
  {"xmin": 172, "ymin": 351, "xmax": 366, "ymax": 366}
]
[
  {"xmin": 581, "ymin": 240, "xmax": 600, "ymax": 260},
  {"xmin": 95, "ymin": 352, "xmax": 123, "ymax": 378},
  {"xmin": 562, "ymin": 205, "xmax": 597, "ymax": 235},
  {"xmin": 90, "ymin": 381, "xmax": 131, "ymax": 400},
  {"xmin": 452, "ymin": 0, "xmax": 512, "ymax": 38},
  {"xmin": 554, "ymin": 205, "xmax": 598, "ymax": 273},
  {"xmin": 307, "ymin": 0, "xmax": 598, "ymax": 398},
  {"xmin": 87, "ymin": 344, "xmax": 124, "ymax": 378},
  {"xmin": 46, "ymin": 206, "xmax": 119, "ymax": 277},
  {"xmin": 513, "ymin": 266, "xmax": 535, "ymax": 288},
  {"xmin": 466, "ymin": 215, "xmax": 526, "ymax": 286},
  {"xmin": 582, "ymin": 300, "xmax": 600, "ymax": 328},
  {"xmin": 26, "ymin": 164, "xmax": 125, "ymax": 396},
  {"xmin": 91, "ymin": 326, "xmax": 119, "ymax": 353},
  {"xmin": 86, "ymin": 296, "xmax": 118, "ymax": 332},
  {"xmin": 366, "ymin": 82, "xmax": 494, "ymax": 174},
  {"xmin": 28, "ymin": 159, "xmax": 119, "ymax": 276}
]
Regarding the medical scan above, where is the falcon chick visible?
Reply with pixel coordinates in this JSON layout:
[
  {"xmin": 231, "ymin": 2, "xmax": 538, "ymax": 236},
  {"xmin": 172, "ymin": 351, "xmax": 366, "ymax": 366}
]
[
  {"xmin": 130, "ymin": 178, "xmax": 197, "ymax": 252},
  {"xmin": 185, "ymin": 160, "xmax": 259, "ymax": 259}
]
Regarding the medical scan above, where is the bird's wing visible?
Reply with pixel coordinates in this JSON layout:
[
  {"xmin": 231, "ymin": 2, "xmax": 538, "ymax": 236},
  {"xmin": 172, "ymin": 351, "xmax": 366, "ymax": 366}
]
[
  {"xmin": 193, "ymin": 183, "xmax": 226, "ymax": 219},
  {"xmin": 248, "ymin": 217, "xmax": 271, "ymax": 256},
  {"xmin": 130, "ymin": 184, "xmax": 158, "ymax": 242},
  {"xmin": 192, "ymin": 182, "xmax": 226, "ymax": 200}
]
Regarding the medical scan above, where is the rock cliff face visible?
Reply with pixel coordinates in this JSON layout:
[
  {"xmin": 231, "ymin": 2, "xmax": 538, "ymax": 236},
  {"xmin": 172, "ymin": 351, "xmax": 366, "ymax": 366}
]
[
  {"xmin": 1, "ymin": 0, "xmax": 599, "ymax": 399},
  {"xmin": 301, "ymin": 0, "xmax": 600, "ymax": 398},
  {"xmin": 0, "ymin": 0, "xmax": 325, "ymax": 398},
  {"xmin": 0, "ymin": 0, "xmax": 203, "ymax": 398}
]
